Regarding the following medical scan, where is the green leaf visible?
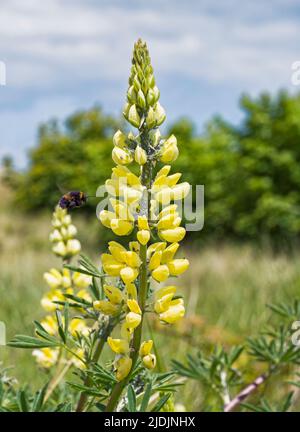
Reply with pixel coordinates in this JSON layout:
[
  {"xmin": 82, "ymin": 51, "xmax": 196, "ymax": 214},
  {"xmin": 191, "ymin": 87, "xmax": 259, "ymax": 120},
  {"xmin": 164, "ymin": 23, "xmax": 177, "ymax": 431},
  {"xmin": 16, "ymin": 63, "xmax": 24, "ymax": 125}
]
[
  {"xmin": 140, "ymin": 383, "xmax": 152, "ymax": 412},
  {"xmin": 8, "ymin": 335, "xmax": 58, "ymax": 349},
  {"xmin": 151, "ymin": 393, "xmax": 171, "ymax": 412},
  {"xmin": 32, "ymin": 386, "xmax": 47, "ymax": 412},
  {"xmin": 17, "ymin": 390, "xmax": 29, "ymax": 412},
  {"xmin": 127, "ymin": 385, "xmax": 136, "ymax": 412}
]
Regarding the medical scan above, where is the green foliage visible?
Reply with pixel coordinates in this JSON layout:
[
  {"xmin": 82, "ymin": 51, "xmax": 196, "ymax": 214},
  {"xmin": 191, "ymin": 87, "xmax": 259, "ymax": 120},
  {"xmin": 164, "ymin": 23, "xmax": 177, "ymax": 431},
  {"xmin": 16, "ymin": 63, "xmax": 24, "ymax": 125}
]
[
  {"xmin": 173, "ymin": 299, "xmax": 300, "ymax": 412},
  {"xmin": 15, "ymin": 91, "xmax": 300, "ymax": 244},
  {"xmin": 15, "ymin": 106, "xmax": 121, "ymax": 211}
]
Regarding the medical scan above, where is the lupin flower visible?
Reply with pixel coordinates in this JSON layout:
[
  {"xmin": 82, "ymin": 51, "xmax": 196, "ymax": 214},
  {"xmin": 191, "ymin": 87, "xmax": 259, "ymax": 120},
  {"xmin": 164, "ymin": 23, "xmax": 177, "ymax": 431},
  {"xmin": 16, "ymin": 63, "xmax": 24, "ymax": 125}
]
[
  {"xmin": 50, "ymin": 206, "xmax": 81, "ymax": 259},
  {"xmin": 98, "ymin": 39, "xmax": 189, "ymax": 394},
  {"xmin": 34, "ymin": 206, "xmax": 91, "ymax": 369}
]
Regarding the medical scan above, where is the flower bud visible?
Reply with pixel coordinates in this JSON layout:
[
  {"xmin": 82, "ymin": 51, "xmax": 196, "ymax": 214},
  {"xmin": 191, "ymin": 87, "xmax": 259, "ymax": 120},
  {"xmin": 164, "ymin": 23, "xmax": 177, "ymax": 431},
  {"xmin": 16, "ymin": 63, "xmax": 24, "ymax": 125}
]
[
  {"xmin": 146, "ymin": 106, "xmax": 156, "ymax": 129},
  {"xmin": 66, "ymin": 239, "xmax": 81, "ymax": 255},
  {"xmin": 154, "ymin": 102, "xmax": 166, "ymax": 126},
  {"xmin": 52, "ymin": 241, "xmax": 67, "ymax": 257},
  {"xmin": 49, "ymin": 229, "xmax": 62, "ymax": 243},
  {"xmin": 113, "ymin": 130, "xmax": 127, "ymax": 148},
  {"xmin": 127, "ymin": 86, "xmax": 137, "ymax": 103},
  {"xmin": 112, "ymin": 147, "xmax": 133, "ymax": 165},
  {"xmin": 137, "ymin": 230, "xmax": 150, "ymax": 245},
  {"xmin": 134, "ymin": 146, "xmax": 147, "ymax": 165},
  {"xmin": 128, "ymin": 104, "xmax": 141, "ymax": 128},
  {"xmin": 137, "ymin": 89, "xmax": 146, "ymax": 109},
  {"xmin": 160, "ymin": 144, "xmax": 179, "ymax": 163}
]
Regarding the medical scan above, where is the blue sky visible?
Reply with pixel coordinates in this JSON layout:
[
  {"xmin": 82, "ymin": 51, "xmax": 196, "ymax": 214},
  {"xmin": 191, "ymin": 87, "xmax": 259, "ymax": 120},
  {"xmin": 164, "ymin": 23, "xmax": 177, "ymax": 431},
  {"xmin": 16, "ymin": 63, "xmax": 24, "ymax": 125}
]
[{"xmin": 1, "ymin": 0, "xmax": 300, "ymax": 167}]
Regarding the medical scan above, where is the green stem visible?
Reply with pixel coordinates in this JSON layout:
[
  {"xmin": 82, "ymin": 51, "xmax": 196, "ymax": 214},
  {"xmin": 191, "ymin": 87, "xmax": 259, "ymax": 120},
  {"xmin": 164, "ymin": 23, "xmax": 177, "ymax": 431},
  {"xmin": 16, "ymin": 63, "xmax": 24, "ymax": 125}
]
[
  {"xmin": 76, "ymin": 325, "xmax": 112, "ymax": 412},
  {"xmin": 105, "ymin": 243, "xmax": 148, "ymax": 412}
]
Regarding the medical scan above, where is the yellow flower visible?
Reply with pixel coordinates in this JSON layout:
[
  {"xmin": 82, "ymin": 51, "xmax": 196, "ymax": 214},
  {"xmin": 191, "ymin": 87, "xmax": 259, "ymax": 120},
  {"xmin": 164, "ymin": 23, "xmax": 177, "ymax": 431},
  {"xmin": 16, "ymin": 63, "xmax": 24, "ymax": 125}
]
[
  {"xmin": 120, "ymin": 267, "xmax": 138, "ymax": 284},
  {"xmin": 127, "ymin": 299, "xmax": 142, "ymax": 314},
  {"xmin": 149, "ymin": 251, "xmax": 162, "ymax": 271},
  {"xmin": 69, "ymin": 318, "xmax": 89, "ymax": 336},
  {"xmin": 41, "ymin": 289, "xmax": 64, "ymax": 312},
  {"xmin": 125, "ymin": 283, "xmax": 138, "ymax": 300},
  {"xmin": 101, "ymin": 253, "xmax": 125, "ymax": 276},
  {"xmin": 32, "ymin": 348, "xmax": 59, "ymax": 368},
  {"xmin": 143, "ymin": 354, "xmax": 156, "ymax": 369},
  {"xmin": 159, "ymin": 299, "xmax": 185, "ymax": 324},
  {"xmin": 160, "ymin": 135, "xmax": 178, "ymax": 163},
  {"xmin": 138, "ymin": 215, "xmax": 149, "ymax": 230},
  {"xmin": 110, "ymin": 218, "xmax": 134, "ymax": 236},
  {"xmin": 93, "ymin": 300, "xmax": 119, "ymax": 315},
  {"xmin": 72, "ymin": 272, "xmax": 91, "ymax": 289},
  {"xmin": 161, "ymin": 243, "xmax": 180, "ymax": 264},
  {"xmin": 71, "ymin": 348, "xmax": 86, "ymax": 369},
  {"xmin": 52, "ymin": 241, "xmax": 67, "ymax": 257},
  {"xmin": 62, "ymin": 268, "xmax": 72, "ymax": 288},
  {"xmin": 155, "ymin": 286, "xmax": 177, "ymax": 301},
  {"xmin": 126, "ymin": 312, "xmax": 142, "ymax": 329},
  {"xmin": 121, "ymin": 322, "xmax": 133, "ymax": 340},
  {"xmin": 159, "ymin": 227, "xmax": 186, "ymax": 243},
  {"xmin": 147, "ymin": 242, "xmax": 167, "ymax": 259},
  {"xmin": 104, "ymin": 284, "xmax": 124, "ymax": 305},
  {"xmin": 99, "ymin": 210, "xmax": 115, "ymax": 228},
  {"xmin": 108, "ymin": 241, "xmax": 127, "ymax": 262},
  {"xmin": 139, "ymin": 340, "xmax": 153, "ymax": 357},
  {"xmin": 43, "ymin": 268, "xmax": 62, "ymax": 289},
  {"xmin": 152, "ymin": 264, "xmax": 170, "ymax": 282},
  {"xmin": 124, "ymin": 251, "xmax": 141, "ymax": 268},
  {"xmin": 40, "ymin": 315, "xmax": 58, "ymax": 335},
  {"xmin": 107, "ymin": 337, "xmax": 129, "ymax": 354},
  {"xmin": 115, "ymin": 356, "xmax": 132, "ymax": 381},
  {"xmin": 167, "ymin": 258, "xmax": 190, "ymax": 276},
  {"xmin": 137, "ymin": 230, "xmax": 150, "ymax": 245},
  {"xmin": 154, "ymin": 293, "xmax": 174, "ymax": 314}
]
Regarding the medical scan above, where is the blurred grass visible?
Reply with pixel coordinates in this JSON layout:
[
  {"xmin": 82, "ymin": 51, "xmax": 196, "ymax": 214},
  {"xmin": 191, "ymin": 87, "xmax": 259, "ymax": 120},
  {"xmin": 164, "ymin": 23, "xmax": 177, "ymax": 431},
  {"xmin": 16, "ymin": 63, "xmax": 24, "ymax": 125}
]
[{"xmin": 1, "ymin": 181, "xmax": 300, "ymax": 409}]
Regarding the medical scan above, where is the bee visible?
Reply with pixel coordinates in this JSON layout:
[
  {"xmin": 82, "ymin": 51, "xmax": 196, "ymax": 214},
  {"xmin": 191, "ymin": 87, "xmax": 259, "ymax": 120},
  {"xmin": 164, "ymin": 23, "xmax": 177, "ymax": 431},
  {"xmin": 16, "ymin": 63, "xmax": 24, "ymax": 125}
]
[{"xmin": 58, "ymin": 191, "xmax": 88, "ymax": 210}]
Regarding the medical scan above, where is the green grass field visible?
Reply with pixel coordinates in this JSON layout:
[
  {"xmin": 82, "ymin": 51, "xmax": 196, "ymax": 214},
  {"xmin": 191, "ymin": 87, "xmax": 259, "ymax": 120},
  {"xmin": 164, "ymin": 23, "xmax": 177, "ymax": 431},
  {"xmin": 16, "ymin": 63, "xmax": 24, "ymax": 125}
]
[{"xmin": 1, "ymin": 182, "xmax": 300, "ymax": 410}]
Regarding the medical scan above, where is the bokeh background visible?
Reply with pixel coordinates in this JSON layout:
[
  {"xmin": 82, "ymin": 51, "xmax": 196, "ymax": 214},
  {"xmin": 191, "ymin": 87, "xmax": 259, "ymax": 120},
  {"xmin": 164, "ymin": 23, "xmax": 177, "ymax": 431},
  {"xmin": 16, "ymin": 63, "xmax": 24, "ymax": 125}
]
[{"xmin": 1, "ymin": 0, "xmax": 300, "ymax": 410}]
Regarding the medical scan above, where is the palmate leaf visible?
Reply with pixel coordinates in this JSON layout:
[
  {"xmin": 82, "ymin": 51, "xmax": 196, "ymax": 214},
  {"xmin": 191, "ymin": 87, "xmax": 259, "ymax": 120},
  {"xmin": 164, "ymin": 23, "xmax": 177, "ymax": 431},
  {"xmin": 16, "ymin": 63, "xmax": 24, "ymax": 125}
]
[{"xmin": 8, "ymin": 335, "xmax": 59, "ymax": 349}]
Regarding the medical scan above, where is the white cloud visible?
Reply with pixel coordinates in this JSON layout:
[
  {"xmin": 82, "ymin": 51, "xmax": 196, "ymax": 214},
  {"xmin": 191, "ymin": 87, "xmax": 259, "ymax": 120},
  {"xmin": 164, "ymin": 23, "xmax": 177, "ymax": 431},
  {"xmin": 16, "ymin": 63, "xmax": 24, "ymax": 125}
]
[{"xmin": 0, "ymin": 0, "xmax": 300, "ymax": 166}]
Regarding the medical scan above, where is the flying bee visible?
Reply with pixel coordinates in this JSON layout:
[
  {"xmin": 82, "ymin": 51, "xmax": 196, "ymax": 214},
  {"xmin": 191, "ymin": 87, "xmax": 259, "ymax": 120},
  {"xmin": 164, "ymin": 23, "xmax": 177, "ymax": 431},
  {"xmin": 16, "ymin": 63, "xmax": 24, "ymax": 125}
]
[{"xmin": 58, "ymin": 191, "xmax": 88, "ymax": 210}]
